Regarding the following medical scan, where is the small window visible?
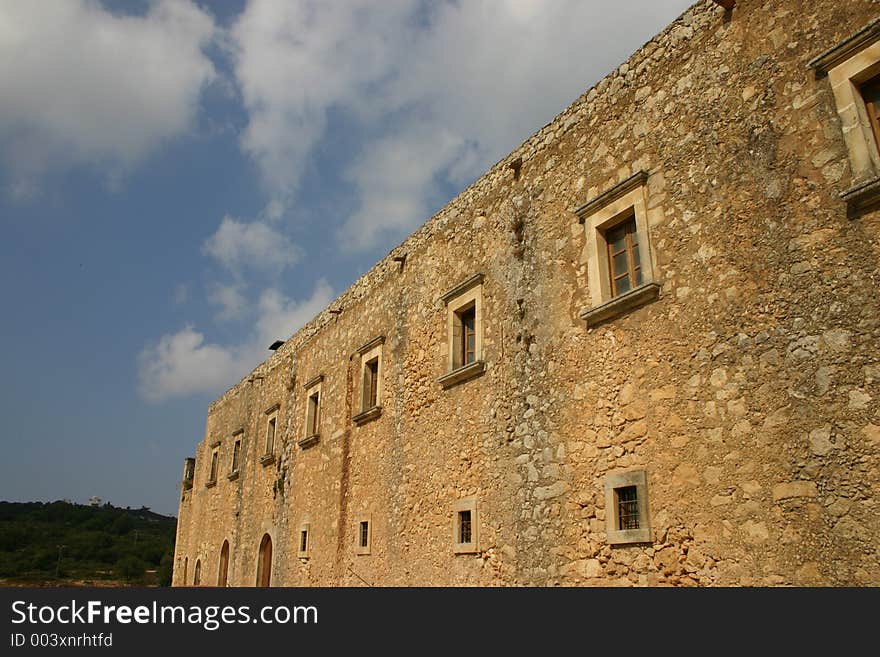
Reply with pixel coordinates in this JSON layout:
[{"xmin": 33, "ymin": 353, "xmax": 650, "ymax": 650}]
[
  {"xmin": 301, "ymin": 375, "xmax": 323, "ymax": 448},
  {"xmin": 364, "ymin": 358, "xmax": 379, "ymax": 409},
  {"xmin": 439, "ymin": 274, "xmax": 486, "ymax": 389},
  {"xmin": 457, "ymin": 305, "xmax": 477, "ymax": 366},
  {"xmin": 355, "ymin": 514, "xmax": 371, "ymax": 555},
  {"xmin": 453, "ymin": 497, "xmax": 479, "ymax": 554},
  {"xmin": 297, "ymin": 523, "xmax": 311, "ymax": 558},
  {"xmin": 208, "ymin": 448, "xmax": 219, "ymax": 484},
  {"xmin": 182, "ymin": 457, "xmax": 195, "ymax": 490},
  {"xmin": 265, "ymin": 416, "xmax": 276, "ymax": 454},
  {"xmin": 193, "ymin": 559, "xmax": 201, "ymax": 586},
  {"xmin": 354, "ymin": 337, "xmax": 384, "ymax": 425},
  {"xmin": 604, "ymin": 470, "xmax": 651, "ymax": 544},
  {"xmin": 261, "ymin": 406, "xmax": 279, "ymax": 464},
  {"xmin": 232, "ymin": 438, "xmax": 241, "ymax": 472},
  {"xmin": 458, "ymin": 510, "xmax": 472, "ymax": 543}
]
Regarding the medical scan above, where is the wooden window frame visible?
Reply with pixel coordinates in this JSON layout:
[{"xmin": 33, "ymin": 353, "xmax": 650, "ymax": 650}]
[
  {"xmin": 355, "ymin": 514, "xmax": 372, "ymax": 555},
  {"xmin": 604, "ymin": 214, "xmax": 643, "ymax": 298},
  {"xmin": 438, "ymin": 274, "xmax": 486, "ymax": 389}
]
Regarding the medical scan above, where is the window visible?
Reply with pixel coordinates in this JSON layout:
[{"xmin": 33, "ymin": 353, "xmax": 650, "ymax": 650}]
[
  {"xmin": 261, "ymin": 405, "xmax": 279, "ymax": 465},
  {"xmin": 453, "ymin": 497, "xmax": 479, "ymax": 554},
  {"xmin": 809, "ymin": 18, "xmax": 880, "ymax": 209},
  {"xmin": 438, "ymin": 274, "xmax": 486, "ymax": 389},
  {"xmin": 256, "ymin": 534, "xmax": 272, "ymax": 586},
  {"xmin": 353, "ymin": 337, "xmax": 384, "ymax": 425},
  {"xmin": 300, "ymin": 375, "xmax": 323, "ymax": 448},
  {"xmin": 604, "ymin": 470, "xmax": 651, "ymax": 544},
  {"xmin": 575, "ymin": 171, "xmax": 660, "ymax": 327},
  {"xmin": 604, "ymin": 214, "xmax": 642, "ymax": 297},
  {"xmin": 206, "ymin": 443, "xmax": 219, "ymax": 487},
  {"xmin": 182, "ymin": 457, "xmax": 195, "ymax": 491},
  {"xmin": 297, "ymin": 523, "xmax": 311, "ymax": 559},
  {"xmin": 217, "ymin": 540, "xmax": 229, "ymax": 587},
  {"xmin": 355, "ymin": 514, "xmax": 371, "ymax": 555},
  {"xmin": 861, "ymin": 74, "xmax": 880, "ymax": 149},
  {"xmin": 193, "ymin": 559, "xmax": 201, "ymax": 586},
  {"xmin": 229, "ymin": 432, "xmax": 242, "ymax": 480}
]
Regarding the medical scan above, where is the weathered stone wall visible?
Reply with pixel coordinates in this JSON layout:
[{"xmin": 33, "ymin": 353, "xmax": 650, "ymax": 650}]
[{"xmin": 173, "ymin": 0, "xmax": 880, "ymax": 587}]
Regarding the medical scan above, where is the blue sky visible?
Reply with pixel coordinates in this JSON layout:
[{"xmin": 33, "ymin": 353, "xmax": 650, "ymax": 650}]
[{"xmin": 0, "ymin": 0, "xmax": 694, "ymax": 516}]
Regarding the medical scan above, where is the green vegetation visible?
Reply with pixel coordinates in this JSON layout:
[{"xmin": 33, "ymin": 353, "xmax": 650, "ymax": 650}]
[{"xmin": 0, "ymin": 501, "xmax": 176, "ymax": 586}]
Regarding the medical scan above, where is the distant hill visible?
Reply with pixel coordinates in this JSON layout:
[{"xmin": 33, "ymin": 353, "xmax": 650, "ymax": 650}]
[{"xmin": 0, "ymin": 501, "xmax": 177, "ymax": 586}]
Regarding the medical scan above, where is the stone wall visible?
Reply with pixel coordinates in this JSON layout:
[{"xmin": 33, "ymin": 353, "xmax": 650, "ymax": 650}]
[{"xmin": 173, "ymin": 0, "xmax": 880, "ymax": 587}]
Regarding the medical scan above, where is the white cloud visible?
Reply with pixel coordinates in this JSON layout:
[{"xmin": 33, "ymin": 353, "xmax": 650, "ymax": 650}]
[
  {"xmin": 202, "ymin": 215, "xmax": 302, "ymax": 274},
  {"xmin": 231, "ymin": 0, "xmax": 692, "ymax": 247},
  {"xmin": 138, "ymin": 279, "xmax": 334, "ymax": 402},
  {"xmin": 0, "ymin": 0, "xmax": 216, "ymax": 194},
  {"xmin": 207, "ymin": 282, "xmax": 248, "ymax": 320}
]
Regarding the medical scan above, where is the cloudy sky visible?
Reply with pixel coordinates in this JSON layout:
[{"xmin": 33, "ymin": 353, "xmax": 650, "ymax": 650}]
[{"xmin": 0, "ymin": 0, "xmax": 694, "ymax": 516}]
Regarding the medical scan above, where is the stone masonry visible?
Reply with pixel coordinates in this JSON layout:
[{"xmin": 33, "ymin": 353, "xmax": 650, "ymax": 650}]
[{"xmin": 174, "ymin": 0, "xmax": 880, "ymax": 586}]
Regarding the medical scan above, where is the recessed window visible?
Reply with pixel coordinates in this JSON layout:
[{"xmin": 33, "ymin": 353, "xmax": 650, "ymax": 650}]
[
  {"xmin": 604, "ymin": 470, "xmax": 651, "ymax": 544},
  {"xmin": 209, "ymin": 450, "xmax": 218, "ymax": 481},
  {"xmin": 575, "ymin": 171, "xmax": 660, "ymax": 327},
  {"xmin": 354, "ymin": 337, "xmax": 384, "ymax": 425},
  {"xmin": 206, "ymin": 446, "xmax": 219, "ymax": 487},
  {"xmin": 809, "ymin": 19, "xmax": 880, "ymax": 209},
  {"xmin": 300, "ymin": 375, "xmax": 323, "ymax": 448},
  {"xmin": 261, "ymin": 406, "xmax": 279, "ymax": 465},
  {"xmin": 604, "ymin": 214, "xmax": 643, "ymax": 298},
  {"xmin": 439, "ymin": 274, "xmax": 486, "ymax": 389},
  {"xmin": 193, "ymin": 559, "xmax": 201, "ymax": 586},
  {"xmin": 182, "ymin": 457, "xmax": 195, "ymax": 491},
  {"xmin": 297, "ymin": 523, "xmax": 311, "ymax": 558},
  {"xmin": 355, "ymin": 514, "xmax": 371, "ymax": 555},
  {"xmin": 229, "ymin": 434, "xmax": 242, "ymax": 480},
  {"xmin": 217, "ymin": 539, "xmax": 229, "ymax": 587},
  {"xmin": 453, "ymin": 497, "xmax": 479, "ymax": 554},
  {"xmin": 457, "ymin": 305, "xmax": 477, "ymax": 366},
  {"xmin": 364, "ymin": 358, "xmax": 379, "ymax": 408}
]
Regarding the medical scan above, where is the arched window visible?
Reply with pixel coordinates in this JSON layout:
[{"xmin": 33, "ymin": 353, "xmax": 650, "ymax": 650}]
[
  {"xmin": 183, "ymin": 557, "xmax": 188, "ymax": 586},
  {"xmin": 193, "ymin": 559, "xmax": 201, "ymax": 586},
  {"xmin": 218, "ymin": 540, "xmax": 230, "ymax": 586},
  {"xmin": 256, "ymin": 534, "xmax": 272, "ymax": 587}
]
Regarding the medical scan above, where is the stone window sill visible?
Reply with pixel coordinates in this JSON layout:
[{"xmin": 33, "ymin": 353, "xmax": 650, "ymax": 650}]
[
  {"xmin": 438, "ymin": 360, "xmax": 486, "ymax": 389},
  {"xmin": 453, "ymin": 543, "xmax": 479, "ymax": 555},
  {"xmin": 298, "ymin": 434, "xmax": 320, "ymax": 449},
  {"xmin": 227, "ymin": 470, "xmax": 240, "ymax": 481},
  {"xmin": 840, "ymin": 175, "xmax": 880, "ymax": 213},
  {"xmin": 259, "ymin": 453, "xmax": 275, "ymax": 466},
  {"xmin": 579, "ymin": 283, "xmax": 660, "ymax": 327},
  {"xmin": 353, "ymin": 405, "xmax": 382, "ymax": 426},
  {"xmin": 205, "ymin": 479, "xmax": 217, "ymax": 488},
  {"xmin": 607, "ymin": 528, "xmax": 651, "ymax": 545}
]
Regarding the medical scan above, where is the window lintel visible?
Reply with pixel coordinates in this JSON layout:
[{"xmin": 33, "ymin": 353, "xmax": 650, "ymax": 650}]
[{"xmin": 575, "ymin": 170, "xmax": 649, "ymax": 222}]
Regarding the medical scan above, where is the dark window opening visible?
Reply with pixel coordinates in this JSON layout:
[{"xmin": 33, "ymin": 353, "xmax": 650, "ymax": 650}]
[
  {"xmin": 359, "ymin": 521, "xmax": 369, "ymax": 548},
  {"xmin": 307, "ymin": 391, "xmax": 320, "ymax": 436},
  {"xmin": 616, "ymin": 486, "xmax": 640, "ymax": 530},
  {"xmin": 605, "ymin": 215, "xmax": 642, "ymax": 297},
  {"xmin": 265, "ymin": 416, "xmax": 276, "ymax": 454},
  {"xmin": 209, "ymin": 450, "xmax": 218, "ymax": 482},
  {"xmin": 458, "ymin": 510, "xmax": 472, "ymax": 544},
  {"xmin": 363, "ymin": 358, "xmax": 379, "ymax": 410},
  {"xmin": 861, "ymin": 74, "xmax": 880, "ymax": 151},
  {"xmin": 231, "ymin": 439, "xmax": 241, "ymax": 473}
]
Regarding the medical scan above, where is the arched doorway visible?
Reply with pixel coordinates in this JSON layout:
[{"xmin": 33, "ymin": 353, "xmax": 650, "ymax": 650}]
[
  {"xmin": 256, "ymin": 534, "xmax": 272, "ymax": 586},
  {"xmin": 218, "ymin": 540, "xmax": 229, "ymax": 586},
  {"xmin": 193, "ymin": 559, "xmax": 201, "ymax": 586}
]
